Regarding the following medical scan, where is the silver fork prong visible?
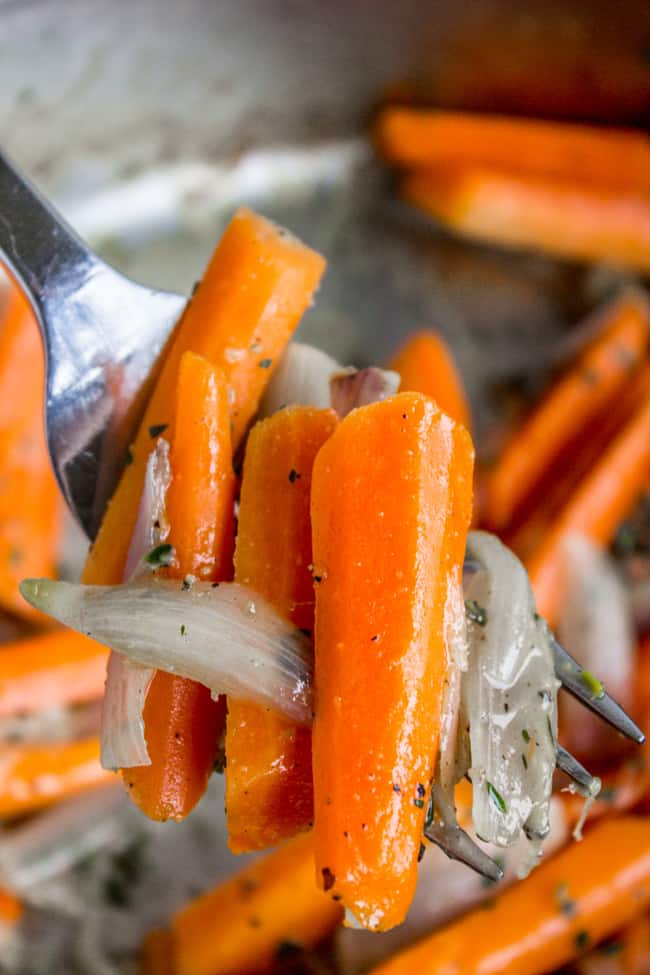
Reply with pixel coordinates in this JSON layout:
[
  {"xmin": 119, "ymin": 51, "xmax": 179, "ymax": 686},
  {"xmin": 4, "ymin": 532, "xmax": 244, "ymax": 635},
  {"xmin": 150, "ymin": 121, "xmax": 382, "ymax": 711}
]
[
  {"xmin": 551, "ymin": 634, "xmax": 645, "ymax": 745},
  {"xmin": 556, "ymin": 745, "xmax": 602, "ymax": 797},
  {"xmin": 424, "ymin": 820, "xmax": 504, "ymax": 882}
]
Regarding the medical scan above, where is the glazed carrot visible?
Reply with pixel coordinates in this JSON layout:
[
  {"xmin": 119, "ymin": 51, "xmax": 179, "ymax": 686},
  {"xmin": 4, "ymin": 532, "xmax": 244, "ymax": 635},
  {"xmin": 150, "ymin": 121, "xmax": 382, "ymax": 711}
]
[
  {"xmin": 371, "ymin": 817, "xmax": 650, "ymax": 975},
  {"xmin": 226, "ymin": 406, "xmax": 337, "ymax": 852},
  {"xmin": 124, "ymin": 352, "xmax": 235, "ymax": 820},
  {"xmin": 83, "ymin": 208, "xmax": 325, "ymax": 587},
  {"xmin": 0, "ymin": 737, "xmax": 111, "ymax": 818},
  {"xmin": 389, "ymin": 331, "xmax": 471, "ymax": 429},
  {"xmin": 484, "ymin": 291, "xmax": 650, "ymax": 531},
  {"xmin": 529, "ymin": 391, "xmax": 650, "ymax": 623},
  {"xmin": 402, "ymin": 168, "xmax": 650, "ymax": 274},
  {"xmin": 0, "ymin": 629, "xmax": 107, "ymax": 717},
  {"xmin": 0, "ymin": 282, "xmax": 60, "ymax": 618},
  {"xmin": 376, "ymin": 109, "xmax": 650, "ymax": 194},
  {"xmin": 163, "ymin": 831, "xmax": 342, "ymax": 975},
  {"xmin": 311, "ymin": 392, "xmax": 474, "ymax": 931},
  {"xmin": 0, "ymin": 890, "xmax": 22, "ymax": 926}
]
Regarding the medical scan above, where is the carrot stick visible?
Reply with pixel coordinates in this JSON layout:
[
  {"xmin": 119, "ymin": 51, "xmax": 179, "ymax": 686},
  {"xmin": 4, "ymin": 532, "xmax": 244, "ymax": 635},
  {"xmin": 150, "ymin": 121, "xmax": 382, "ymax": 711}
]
[
  {"xmin": 0, "ymin": 890, "xmax": 22, "ymax": 927},
  {"xmin": 160, "ymin": 831, "xmax": 342, "ymax": 975},
  {"xmin": 529, "ymin": 392, "xmax": 650, "ymax": 623},
  {"xmin": 0, "ymin": 281, "xmax": 60, "ymax": 618},
  {"xmin": 226, "ymin": 406, "xmax": 337, "ymax": 852},
  {"xmin": 370, "ymin": 817, "xmax": 650, "ymax": 975},
  {"xmin": 376, "ymin": 109, "xmax": 650, "ymax": 195},
  {"xmin": 484, "ymin": 291, "xmax": 650, "ymax": 532},
  {"xmin": 311, "ymin": 392, "xmax": 474, "ymax": 931},
  {"xmin": 83, "ymin": 208, "xmax": 325, "ymax": 588},
  {"xmin": 401, "ymin": 167, "xmax": 650, "ymax": 274},
  {"xmin": 123, "ymin": 352, "xmax": 235, "ymax": 821},
  {"xmin": 0, "ymin": 629, "xmax": 107, "ymax": 717},
  {"xmin": 388, "ymin": 331, "xmax": 471, "ymax": 430},
  {"xmin": 0, "ymin": 738, "xmax": 111, "ymax": 818}
]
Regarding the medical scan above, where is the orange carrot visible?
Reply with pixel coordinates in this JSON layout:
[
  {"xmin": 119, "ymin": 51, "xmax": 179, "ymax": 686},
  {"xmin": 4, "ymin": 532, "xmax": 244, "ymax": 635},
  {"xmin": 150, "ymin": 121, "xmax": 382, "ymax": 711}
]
[
  {"xmin": 389, "ymin": 331, "xmax": 471, "ymax": 430},
  {"xmin": 163, "ymin": 831, "xmax": 342, "ymax": 975},
  {"xmin": 124, "ymin": 352, "xmax": 235, "ymax": 820},
  {"xmin": 0, "ymin": 737, "xmax": 111, "ymax": 818},
  {"xmin": 0, "ymin": 629, "xmax": 107, "ymax": 717},
  {"xmin": 484, "ymin": 291, "xmax": 650, "ymax": 532},
  {"xmin": 371, "ymin": 817, "xmax": 650, "ymax": 975},
  {"xmin": 0, "ymin": 890, "xmax": 22, "ymax": 927},
  {"xmin": 0, "ymin": 282, "xmax": 60, "ymax": 618},
  {"xmin": 311, "ymin": 392, "xmax": 474, "ymax": 931},
  {"xmin": 529, "ymin": 392, "xmax": 650, "ymax": 623},
  {"xmin": 376, "ymin": 109, "xmax": 650, "ymax": 194},
  {"xmin": 83, "ymin": 208, "xmax": 325, "ymax": 588},
  {"xmin": 402, "ymin": 167, "xmax": 650, "ymax": 274},
  {"xmin": 226, "ymin": 406, "xmax": 338, "ymax": 853}
]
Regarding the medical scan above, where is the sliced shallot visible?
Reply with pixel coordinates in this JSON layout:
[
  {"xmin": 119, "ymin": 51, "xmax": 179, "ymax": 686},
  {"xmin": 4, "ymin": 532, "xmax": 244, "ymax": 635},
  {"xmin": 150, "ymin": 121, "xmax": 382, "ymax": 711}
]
[
  {"xmin": 329, "ymin": 366, "xmax": 400, "ymax": 418},
  {"xmin": 258, "ymin": 342, "xmax": 341, "ymax": 415}
]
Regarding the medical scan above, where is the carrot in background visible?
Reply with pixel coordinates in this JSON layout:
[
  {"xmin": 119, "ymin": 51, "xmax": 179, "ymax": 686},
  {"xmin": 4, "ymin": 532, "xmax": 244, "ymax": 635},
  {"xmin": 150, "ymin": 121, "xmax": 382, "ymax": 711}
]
[
  {"xmin": 401, "ymin": 168, "xmax": 650, "ymax": 274},
  {"xmin": 376, "ymin": 109, "xmax": 650, "ymax": 194},
  {"xmin": 311, "ymin": 392, "xmax": 474, "ymax": 931},
  {"xmin": 389, "ymin": 331, "xmax": 471, "ymax": 430},
  {"xmin": 83, "ymin": 208, "xmax": 326, "ymax": 588},
  {"xmin": 226, "ymin": 406, "xmax": 337, "ymax": 853},
  {"xmin": 124, "ymin": 352, "xmax": 235, "ymax": 821},
  {"xmin": 371, "ymin": 817, "xmax": 650, "ymax": 975}
]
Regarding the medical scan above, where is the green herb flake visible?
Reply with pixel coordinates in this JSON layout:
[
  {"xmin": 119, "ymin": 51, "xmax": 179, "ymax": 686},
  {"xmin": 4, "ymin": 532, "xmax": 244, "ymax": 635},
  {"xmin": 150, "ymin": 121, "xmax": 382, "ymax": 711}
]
[
  {"xmin": 125, "ymin": 447, "xmax": 134, "ymax": 467},
  {"xmin": 581, "ymin": 669, "xmax": 604, "ymax": 698},
  {"xmin": 465, "ymin": 599, "xmax": 488, "ymax": 626},
  {"xmin": 288, "ymin": 468, "xmax": 301, "ymax": 483},
  {"xmin": 413, "ymin": 798, "xmax": 425, "ymax": 809},
  {"xmin": 575, "ymin": 930, "xmax": 590, "ymax": 950},
  {"xmin": 148, "ymin": 423, "xmax": 169, "ymax": 438},
  {"xmin": 486, "ymin": 781, "xmax": 507, "ymax": 814},
  {"xmin": 522, "ymin": 729, "xmax": 530, "ymax": 743},
  {"xmin": 555, "ymin": 882, "xmax": 576, "ymax": 917},
  {"xmin": 180, "ymin": 624, "xmax": 186, "ymax": 636},
  {"xmin": 258, "ymin": 358, "xmax": 272, "ymax": 369},
  {"xmin": 521, "ymin": 754, "xmax": 528, "ymax": 770},
  {"xmin": 418, "ymin": 842, "xmax": 426, "ymax": 862},
  {"xmin": 145, "ymin": 542, "xmax": 174, "ymax": 568}
]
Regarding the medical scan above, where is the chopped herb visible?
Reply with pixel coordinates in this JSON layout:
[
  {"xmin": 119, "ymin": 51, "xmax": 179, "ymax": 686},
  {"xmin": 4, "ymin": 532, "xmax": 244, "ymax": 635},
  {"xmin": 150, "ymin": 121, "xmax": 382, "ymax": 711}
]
[
  {"xmin": 288, "ymin": 468, "xmax": 301, "ymax": 483},
  {"xmin": 145, "ymin": 542, "xmax": 174, "ymax": 568},
  {"xmin": 487, "ymin": 781, "xmax": 507, "ymax": 814},
  {"xmin": 575, "ymin": 930, "xmax": 590, "ymax": 950},
  {"xmin": 418, "ymin": 842, "xmax": 426, "ymax": 862},
  {"xmin": 392, "ymin": 783, "xmax": 401, "ymax": 793},
  {"xmin": 275, "ymin": 941, "xmax": 303, "ymax": 961},
  {"xmin": 521, "ymin": 754, "xmax": 528, "ymax": 770},
  {"xmin": 465, "ymin": 600, "xmax": 487, "ymax": 626},
  {"xmin": 148, "ymin": 423, "xmax": 168, "ymax": 438},
  {"xmin": 581, "ymin": 669, "xmax": 604, "ymax": 698},
  {"xmin": 522, "ymin": 729, "xmax": 531, "ymax": 743},
  {"xmin": 125, "ymin": 447, "xmax": 134, "ymax": 467},
  {"xmin": 413, "ymin": 799, "xmax": 425, "ymax": 809},
  {"xmin": 180, "ymin": 624, "xmax": 186, "ymax": 636},
  {"xmin": 313, "ymin": 575, "xmax": 323, "ymax": 584},
  {"xmin": 416, "ymin": 783, "xmax": 426, "ymax": 797},
  {"xmin": 371, "ymin": 634, "xmax": 379, "ymax": 642},
  {"xmin": 191, "ymin": 280, "xmax": 201, "ymax": 297},
  {"xmin": 555, "ymin": 883, "xmax": 577, "ymax": 917},
  {"xmin": 321, "ymin": 867, "xmax": 336, "ymax": 892},
  {"xmin": 258, "ymin": 358, "xmax": 272, "ymax": 369}
]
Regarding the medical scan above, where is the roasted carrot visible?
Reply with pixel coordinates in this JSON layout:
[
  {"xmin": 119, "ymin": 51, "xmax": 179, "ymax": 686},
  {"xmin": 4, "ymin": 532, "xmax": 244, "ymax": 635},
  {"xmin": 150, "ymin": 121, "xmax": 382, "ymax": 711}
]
[
  {"xmin": 0, "ymin": 628, "xmax": 107, "ymax": 717},
  {"xmin": 484, "ymin": 291, "xmax": 650, "ymax": 532},
  {"xmin": 0, "ymin": 737, "xmax": 111, "ymax": 818},
  {"xmin": 371, "ymin": 817, "xmax": 650, "ymax": 975},
  {"xmin": 389, "ymin": 331, "xmax": 471, "ymax": 430},
  {"xmin": 0, "ymin": 890, "xmax": 22, "ymax": 927},
  {"xmin": 376, "ymin": 109, "xmax": 650, "ymax": 195},
  {"xmin": 161, "ymin": 831, "xmax": 342, "ymax": 975},
  {"xmin": 402, "ymin": 167, "xmax": 650, "ymax": 274},
  {"xmin": 0, "ymin": 282, "xmax": 60, "ymax": 618},
  {"xmin": 529, "ymin": 391, "xmax": 650, "ymax": 623},
  {"xmin": 311, "ymin": 392, "xmax": 474, "ymax": 931},
  {"xmin": 124, "ymin": 352, "xmax": 235, "ymax": 820},
  {"xmin": 83, "ymin": 208, "xmax": 325, "ymax": 587},
  {"xmin": 226, "ymin": 406, "xmax": 338, "ymax": 852}
]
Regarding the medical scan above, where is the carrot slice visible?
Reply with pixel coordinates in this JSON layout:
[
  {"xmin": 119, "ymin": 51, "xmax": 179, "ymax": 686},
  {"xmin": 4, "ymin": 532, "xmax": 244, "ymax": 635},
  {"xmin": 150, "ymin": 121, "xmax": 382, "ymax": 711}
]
[
  {"xmin": 0, "ymin": 738, "xmax": 111, "ymax": 818},
  {"xmin": 376, "ymin": 110, "xmax": 650, "ymax": 194},
  {"xmin": 226, "ymin": 406, "xmax": 338, "ymax": 853},
  {"xmin": 0, "ymin": 890, "xmax": 22, "ymax": 926},
  {"xmin": 123, "ymin": 352, "xmax": 235, "ymax": 820},
  {"xmin": 484, "ymin": 291, "xmax": 650, "ymax": 532},
  {"xmin": 83, "ymin": 208, "xmax": 325, "ymax": 587},
  {"xmin": 0, "ymin": 629, "xmax": 107, "ymax": 717},
  {"xmin": 401, "ymin": 167, "xmax": 650, "ymax": 274},
  {"xmin": 389, "ymin": 331, "xmax": 471, "ymax": 430},
  {"xmin": 0, "ymin": 282, "xmax": 60, "ymax": 618},
  {"xmin": 529, "ymin": 391, "xmax": 650, "ymax": 623},
  {"xmin": 371, "ymin": 817, "xmax": 650, "ymax": 975},
  {"xmin": 311, "ymin": 392, "xmax": 474, "ymax": 931},
  {"xmin": 164, "ymin": 831, "xmax": 342, "ymax": 975}
]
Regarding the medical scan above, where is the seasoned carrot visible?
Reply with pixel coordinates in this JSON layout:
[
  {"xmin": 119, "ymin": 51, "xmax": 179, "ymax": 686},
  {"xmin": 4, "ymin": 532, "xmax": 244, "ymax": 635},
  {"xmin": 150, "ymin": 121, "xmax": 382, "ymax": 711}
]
[
  {"xmin": 0, "ymin": 738, "xmax": 111, "ymax": 818},
  {"xmin": 83, "ymin": 208, "xmax": 325, "ymax": 587},
  {"xmin": 0, "ymin": 282, "xmax": 60, "ymax": 618},
  {"xmin": 371, "ymin": 817, "xmax": 650, "ymax": 975},
  {"xmin": 402, "ymin": 167, "xmax": 650, "ymax": 274},
  {"xmin": 484, "ymin": 291, "xmax": 650, "ymax": 532},
  {"xmin": 124, "ymin": 352, "xmax": 235, "ymax": 820},
  {"xmin": 0, "ymin": 628, "xmax": 107, "ymax": 717},
  {"xmin": 226, "ymin": 406, "xmax": 337, "ymax": 853},
  {"xmin": 164, "ymin": 831, "xmax": 342, "ymax": 975},
  {"xmin": 376, "ymin": 109, "xmax": 650, "ymax": 194},
  {"xmin": 529, "ymin": 392, "xmax": 650, "ymax": 623},
  {"xmin": 311, "ymin": 392, "xmax": 474, "ymax": 931},
  {"xmin": 389, "ymin": 331, "xmax": 471, "ymax": 430},
  {"xmin": 0, "ymin": 890, "xmax": 22, "ymax": 926}
]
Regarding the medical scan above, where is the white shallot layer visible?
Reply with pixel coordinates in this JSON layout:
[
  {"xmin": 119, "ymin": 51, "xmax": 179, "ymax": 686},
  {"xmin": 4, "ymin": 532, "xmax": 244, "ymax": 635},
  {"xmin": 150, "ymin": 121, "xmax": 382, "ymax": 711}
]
[
  {"xmin": 258, "ymin": 342, "xmax": 341, "ymax": 416},
  {"xmin": 329, "ymin": 366, "xmax": 400, "ymax": 418}
]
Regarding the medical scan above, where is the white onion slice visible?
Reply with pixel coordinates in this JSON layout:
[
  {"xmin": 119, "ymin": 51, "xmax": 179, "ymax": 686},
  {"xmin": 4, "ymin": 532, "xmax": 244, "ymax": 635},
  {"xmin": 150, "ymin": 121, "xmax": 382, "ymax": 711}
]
[
  {"xmin": 463, "ymin": 531, "xmax": 558, "ymax": 847},
  {"xmin": 258, "ymin": 342, "xmax": 341, "ymax": 416},
  {"xmin": 123, "ymin": 438, "xmax": 171, "ymax": 582},
  {"xmin": 20, "ymin": 578, "xmax": 312, "ymax": 725},
  {"xmin": 329, "ymin": 367, "xmax": 400, "ymax": 418}
]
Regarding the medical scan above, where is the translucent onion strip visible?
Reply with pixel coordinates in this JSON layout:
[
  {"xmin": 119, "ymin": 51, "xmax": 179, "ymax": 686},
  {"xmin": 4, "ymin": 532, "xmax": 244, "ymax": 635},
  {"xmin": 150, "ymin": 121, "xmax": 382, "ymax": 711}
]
[
  {"xmin": 329, "ymin": 366, "xmax": 400, "ymax": 418},
  {"xmin": 259, "ymin": 342, "xmax": 341, "ymax": 416}
]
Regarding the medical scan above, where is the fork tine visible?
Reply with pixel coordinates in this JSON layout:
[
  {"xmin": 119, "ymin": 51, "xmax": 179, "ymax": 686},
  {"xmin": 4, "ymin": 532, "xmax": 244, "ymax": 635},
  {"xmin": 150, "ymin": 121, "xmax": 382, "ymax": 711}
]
[
  {"xmin": 424, "ymin": 820, "xmax": 504, "ymax": 882},
  {"xmin": 550, "ymin": 634, "xmax": 645, "ymax": 745},
  {"xmin": 556, "ymin": 745, "xmax": 602, "ymax": 797}
]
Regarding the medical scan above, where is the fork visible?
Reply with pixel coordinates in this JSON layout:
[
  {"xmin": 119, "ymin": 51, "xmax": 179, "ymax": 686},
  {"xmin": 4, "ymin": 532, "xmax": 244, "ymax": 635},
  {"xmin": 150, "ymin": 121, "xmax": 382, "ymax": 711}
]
[{"xmin": 0, "ymin": 150, "xmax": 644, "ymax": 880}]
